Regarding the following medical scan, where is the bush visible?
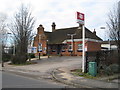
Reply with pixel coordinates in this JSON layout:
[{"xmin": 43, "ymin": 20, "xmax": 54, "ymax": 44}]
[
  {"xmin": 30, "ymin": 53, "xmax": 35, "ymax": 58},
  {"xmin": 2, "ymin": 53, "xmax": 12, "ymax": 62},
  {"xmin": 109, "ymin": 64, "xmax": 119, "ymax": 73},
  {"xmin": 11, "ymin": 54, "xmax": 28, "ymax": 64},
  {"xmin": 105, "ymin": 64, "xmax": 119, "ymax": 75}
]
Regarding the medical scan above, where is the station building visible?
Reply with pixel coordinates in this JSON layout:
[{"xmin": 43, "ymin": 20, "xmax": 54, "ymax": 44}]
[{"xmin": 33, "ymin": 22, "xmax": 102, "ymax": 56}]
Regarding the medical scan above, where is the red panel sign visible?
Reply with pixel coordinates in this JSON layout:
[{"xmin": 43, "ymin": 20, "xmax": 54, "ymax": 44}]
[{"xmin": 76, "ymin": 12, "xmax": 85, "ymax": 25}]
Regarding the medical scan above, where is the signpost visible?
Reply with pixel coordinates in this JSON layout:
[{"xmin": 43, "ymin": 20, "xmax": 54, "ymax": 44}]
[
  {"xmin": 32, "ymin": 47, "xmax": 37, "ymax": 53},
  {"xmin": 76, "ymin": 11, "xmax": 85, "ymax": 72},
  {"xmin": 27, "ymin": 46, "xmax": 37, "ymax": 61},
  {"xmin": 38, "ymin": 43, "xmax": 42, "ymax": 60}
]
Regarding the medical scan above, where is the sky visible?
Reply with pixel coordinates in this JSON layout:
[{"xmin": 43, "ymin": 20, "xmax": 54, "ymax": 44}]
[{"xmin": 0, "ymin": 0, "xmax": 119, "ymax": 40}]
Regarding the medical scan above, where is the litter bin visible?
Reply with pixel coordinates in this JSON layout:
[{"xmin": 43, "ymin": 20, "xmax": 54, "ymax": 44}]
[{"xmin": 88, "ymin": 62, "xmax": 97, "ymax": 76}]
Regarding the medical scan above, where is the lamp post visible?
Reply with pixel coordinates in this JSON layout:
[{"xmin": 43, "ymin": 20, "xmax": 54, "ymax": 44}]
[
  {"xmin": 100, "ymin": 27, "xmax": 106, "ymax": 41},
  {"xmin": 47, "ymin": 40, "xmax": 49, "ymax": 58},
  {"xmin": 67, "ymin": 33, "xmax": 76, "ymax": 56},
  {"xmin": 1, "ymin": 32, "xmax": 11, "ymax": 67},
  {"xmin": 8, "ymin": 33, "xmax": 15, "ymax": 56}
]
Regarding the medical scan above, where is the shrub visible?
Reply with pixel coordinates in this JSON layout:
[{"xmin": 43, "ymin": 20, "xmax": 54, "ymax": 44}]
[
  {"xmin": 105, "ymin": 66, "xmax": 112, "ymax": 75},
  {"xmin": 11, "ymin": 54, "xmax": 28, "ymax": 64},
  {"xmin": 109, "ymin": 64, "xmax": 119, "ymax": 73},
  {"xmin": 2, "ymin": 53, "xmax": 12, "ymax": 62},
  {"xmin": 30, "ymin": 53, "xmax": 35, "ymax": 58},
  {"xmin": 104, "ymin": 64, "xmax": 119, "ymax": 75}
]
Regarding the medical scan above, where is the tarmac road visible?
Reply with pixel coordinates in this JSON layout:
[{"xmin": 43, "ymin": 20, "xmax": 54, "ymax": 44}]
[{"xmin": 2, "ymin": 71, "xmax": 69, "ymax": 88}]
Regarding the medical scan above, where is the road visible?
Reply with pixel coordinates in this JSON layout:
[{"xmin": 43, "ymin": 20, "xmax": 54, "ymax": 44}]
[
  {"xmin": 4, "ymin": 56, "xmax": 82, "ymax": 79},
  {"xmin": 2, "ymin": 71, "xmax": 70, "ymax": 88},
  {"xmin": 2, "ymin": 56, "xmax": 82, "ymax": 89}
]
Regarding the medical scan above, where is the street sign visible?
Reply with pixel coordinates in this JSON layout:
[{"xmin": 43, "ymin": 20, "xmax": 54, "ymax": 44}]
[
  {"xmin": 76, "ymin": 12, "xmax": 85, "ymax": 25},
  {"xmin": 38, "ymin": 43, "xmax": 42, "ymax": 52},
  {"xmin": 32, "ymin": 47, "xmax": 37, "ymax": 53},
  {"xmin": 76, "ymin": 11, "xmax": 85, "ymax": 72},
  {"xmin": 28, "ymin": 46, "xmax": 37, "ymax": 53}
]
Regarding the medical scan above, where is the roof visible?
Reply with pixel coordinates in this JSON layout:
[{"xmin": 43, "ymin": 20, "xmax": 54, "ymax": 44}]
[
  {"xmin": 101, "ymin": 41, "xmax": 117, "ymax": 45},
  {"xmin": 45, "ymin": 26, "xmax": 102, "ymax": 44}
]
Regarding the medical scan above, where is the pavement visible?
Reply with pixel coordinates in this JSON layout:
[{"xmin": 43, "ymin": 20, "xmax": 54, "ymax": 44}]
[{"xmin": 1, "ymin": 56, "xmax": 120, "ymax": 88}]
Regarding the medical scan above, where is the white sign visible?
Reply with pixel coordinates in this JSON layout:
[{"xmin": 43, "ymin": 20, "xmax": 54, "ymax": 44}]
[
  {"xmin": 28, "ymin": 47, "xmax": 37, "ymax": 53},
  {"xmin": 32, "ymin": 47, "xmax": 37, "ymax": 53},
  {"xmin": 38, "ymin": 43, "xmax": 42, "ymax": 52}
]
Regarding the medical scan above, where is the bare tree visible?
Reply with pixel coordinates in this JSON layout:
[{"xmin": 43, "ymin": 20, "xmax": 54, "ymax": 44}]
[
  {"xmin": 0, "ymin": 12, "xmax": 8, "ymax": 66},
  {"xmin": 9, "ymin": 4, "xmax": 35, "ymax": 64},
  {"xmin": 0, "ymin": 12, "xmax": 8, "ymax": 46},
  {"xmin": 107, "ymin": 1, "xmax": 120, "ymax": 60}
]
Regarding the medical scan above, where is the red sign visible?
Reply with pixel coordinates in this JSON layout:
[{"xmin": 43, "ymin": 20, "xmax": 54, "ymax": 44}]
[{"xmin": 76, "ymin": 12, "xmax": 85, "ymax": 25}]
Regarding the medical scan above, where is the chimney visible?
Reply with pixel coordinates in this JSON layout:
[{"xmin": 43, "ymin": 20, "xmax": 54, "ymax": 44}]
[
  {"xmin": 37, "ymin": 24, "xmax": 44, "ymax": 34},
  {"xmin": 52, "ymin": 22, "xmax": 56, "ymax": 32},
  {"xmin": 93, "ymin": 29, "xmax": 96, "ymax": 35}
]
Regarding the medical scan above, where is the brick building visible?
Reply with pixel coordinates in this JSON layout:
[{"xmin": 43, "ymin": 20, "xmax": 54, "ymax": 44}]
[{"xmin": 33, "ymin": 22, "xmax": 102, "ymax": 56}]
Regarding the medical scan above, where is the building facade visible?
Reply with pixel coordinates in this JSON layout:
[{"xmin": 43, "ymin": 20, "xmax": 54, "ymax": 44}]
[{"xmin": 33, "ymin": 23, "xmax": 102, "ymax": 56}]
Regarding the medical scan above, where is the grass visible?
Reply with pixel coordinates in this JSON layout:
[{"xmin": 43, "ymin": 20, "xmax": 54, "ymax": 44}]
[
  {"xmin": 71, "ymin": 69, "xmax": 98, "ymax": 79},
  {"xmin": 71, "ymin": 69, "xmax": 120, "ymax": 81}
]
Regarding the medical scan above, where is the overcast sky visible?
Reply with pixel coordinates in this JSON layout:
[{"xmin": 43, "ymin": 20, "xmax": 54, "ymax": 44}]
[{"xmin": 0, "ymin": 0, "xmax": 119, "ymax": 40}]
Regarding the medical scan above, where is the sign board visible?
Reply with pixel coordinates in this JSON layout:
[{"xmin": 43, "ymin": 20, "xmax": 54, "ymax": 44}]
[
  {"xmin": 76, "ymin": 12, "xmax": 85, "ymax": 25},
  {"xmin": 38, "ymin": 43, "xmax": 42, "ymax": 52},
  {"xmin": 32, "ymin": 47, "xmax": 37, "ymax": 53},
  {"xmin": 28, "ymin": 46, "xmax": 37, "ymax": 53}
]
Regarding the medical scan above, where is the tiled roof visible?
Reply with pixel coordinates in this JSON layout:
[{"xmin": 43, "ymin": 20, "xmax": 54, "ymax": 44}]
[{"xmin": 45, "ymin": 26, "xmax": 102, "ymax": 44}]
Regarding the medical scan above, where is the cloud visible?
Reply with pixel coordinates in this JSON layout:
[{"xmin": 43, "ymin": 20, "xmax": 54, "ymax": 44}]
[{"xmin": 0, "ymin": 0, "xmax": 118, "ymax": 40}]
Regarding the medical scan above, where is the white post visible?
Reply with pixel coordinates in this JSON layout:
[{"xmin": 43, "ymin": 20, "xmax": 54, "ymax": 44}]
[
  {"xmin": 71, "ymin": 35, "xmax": 73, "ymax": 51},
  {"xmin": 82, "ymin": 24, "xmax": 85, "ymax": 72}
]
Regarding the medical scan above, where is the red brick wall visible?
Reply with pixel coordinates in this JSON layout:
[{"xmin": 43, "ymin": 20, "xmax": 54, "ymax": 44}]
[
  {"xmin": 33, "ymin": 25, "xmax": 101, "ymax": 56},
  {"xmin": 61, "ymin": 41, "xmax": 101, "ymax": 56},
  {"xmin": 33, "ymin": 25, "xmax": 47, "ymax": 56},
  {"xmin": 87, "ymin": 41, "xmax": 101, "ymax": 51}
]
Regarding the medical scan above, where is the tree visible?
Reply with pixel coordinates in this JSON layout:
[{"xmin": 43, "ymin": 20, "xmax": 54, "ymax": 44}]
[
  {"xmin": 107, "ymin": 1, "xmax": 120, "ymax": 60},
  {"xmin": 0, "ymin": 12, "xmax": 8, "ymax": 47},
  {"xmin": 0, "ymin": 12, "xmax": 8, "ymax": 66},
  {"xmin": 9, "ymin": 4, "xmax": 35, "ymax": 64}
]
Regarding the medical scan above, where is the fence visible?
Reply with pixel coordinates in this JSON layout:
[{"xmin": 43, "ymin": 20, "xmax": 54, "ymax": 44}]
[{"xmin": 85, "ymin": 50, "xmax": 119, "ymax": 73}]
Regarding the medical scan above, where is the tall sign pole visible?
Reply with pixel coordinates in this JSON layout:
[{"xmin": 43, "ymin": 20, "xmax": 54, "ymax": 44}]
[{"xmin": 76, "ymin": 12, "xmax": 85, "ymax": 72}]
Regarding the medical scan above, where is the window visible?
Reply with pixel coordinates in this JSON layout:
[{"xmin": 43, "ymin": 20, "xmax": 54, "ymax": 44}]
[
  {"xmin": 62, "ymin": 45, "xmax": 67, "ymax": 52},
  {"xmin": 78, "ymin": 44, "xmax": 82, "ymax": 51},
  {"xmin": 51, "ymin": 45, "xmax": 56, "ymax": 52},
  {"xmin": 68, "ymin": 44, "xmax": 73, "ymax": 52}
]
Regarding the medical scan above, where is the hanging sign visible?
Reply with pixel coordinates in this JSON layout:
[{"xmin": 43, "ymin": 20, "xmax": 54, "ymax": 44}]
[{"xmin": 76, "ymin": 12, "xmax": 85, "ymax": 25}]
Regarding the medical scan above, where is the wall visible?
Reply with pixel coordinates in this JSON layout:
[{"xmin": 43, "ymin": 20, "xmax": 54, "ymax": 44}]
[
  {"xmin": 87, "ymin": 41, "xmax": 101, "ymax": 51},
  {"xmin": 61, "ymin": 41, "xmax": 101, "ymax": 56}
]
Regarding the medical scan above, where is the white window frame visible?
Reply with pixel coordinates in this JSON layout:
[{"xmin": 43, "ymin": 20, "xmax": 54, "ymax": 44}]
[
  {"xmin": 78, "ymin": 43, "xmax": 82, "ymax": 50},
  {"xmin": 68, "ymin": 44, "xmax": 72, "ymax": 51}
]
